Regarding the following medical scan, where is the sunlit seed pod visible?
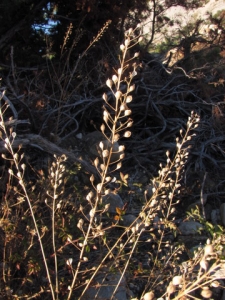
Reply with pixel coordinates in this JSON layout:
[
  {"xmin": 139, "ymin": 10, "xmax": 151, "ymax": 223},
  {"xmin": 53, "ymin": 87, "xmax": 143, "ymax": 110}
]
[
  {"xmin": 115, "ymin": 91, "xmax": 122, "ymax": 100},
  {"xmin": 145, "ymin": 221, "xmax": 150, "ymax": 227},
  {"xmin": 131, "ymin": 226, "xmax": 136, "ymax": 234},
  {"xmin": 103, "ymin": 112, "xmax": 108, "ymax": 122},
  {"xmin": 120, "ymin": 104, "xmax": 126, "ymax": 111},
  {"xmin": 125, "ymin": 38, "xmax": 130, "ymax": 46},
  {"xmin": 89, "ymin": 208, "xmax": 95, "ymax": 218},
  {"xmin": 96, "ymin": 183, "xmax": 102, "ymax": 193},
  {"xmin": 177, "ymin": 143, "xmax": 181, "ymax": 149},
  {"xmin": 124, "ymin": 131, "xmax": 131, "ymax": 138},
  {"xmin": 138, "ymin": 36, "xmax": 143, "ymax": 42},
  {"xmin": 86, "ymin": 191, "xmax": 94, "ymax": 201},
  {"xmin": 103, "ymin": 110, "xmax": 108, "ymax": 117},
  {"xmin": 126, "ymin": 95, "xmax": 132, "ymax": 103},
  {"xmin": 14, "ymin": 153, "xmax": 19, "ymax": 160},
  {"xmin": 94, "ymin": 158, "xmax": 99, "ymax": 167},
  {"xmin": 17, "ymin": 171, "xmax": 22, "ymax": 178},
  {"xmin": 120, "ymin": 44, "xmax": 125, "ymax": 51},
  {"xmin": 128, "ymin": 28, "xmax": 133, "ymax": 34},
  {"xmin": 77, "ymin": 219, "xmax": 84, "ymax": 230},
  {"xmin": 134, "ymin": 52, "xmax": 140, "ymax": 57},
  {"xmin": 118, "ymin": 68, "xmax": 122, "ymax": 75},
  {"xmin": 106, "ymin": 79, "xmax": 113, "ymax": 88},
  {"xmin": 131, "ymin": 70, "xmax": 137, "ymax": 78},
  {"xmin": 127, "ymin": 121, "xmax": 133, "ymax": 127},
  {"xmin": 116, "ymin": 162, "xmax": 122, "ymax": 170},
  {"xmin": 211, "ymin": 280, "xmax": 220, "ymax": 288},
  {"xmin": 150, "ymin": 199, "xmax": 157, "ymax": 207},
  {"xmin": 172, "ymin": 275, "xmax": 183, "ymax": 286},
  {"xmin": 170, "ymin": 207, "xmax": 176, "ymax": 214},
  {"xmin": 90, "ymin": 174, "xmax": 95, "ymax": 182},
  {"xmin": 200, "ymin": 287, "xmax": 212, "ymax": 299},
  {"xmin": 112, "ymin": 74, "xmax": 118, "ymax": 83},
  {"xmin": 100, "ymin": 124, "xmax": 105, "ymax": 133},
  {"xmin": 105, "ymin": 176, "xmax": 111, "ymax": 182},
  {"xmin": 129, "ymin": 84, "xmax": 135, "ymax": 92},
  {"xmin": 125, "ymin": 110, "xmax": 132, "ymax": 116},
  {"xmin": 8, "ymin": 169, "xmax": 13, "ymax": 175},
  {"xmin": 102, "ymin": 149, "xmax": 109, "ymax": 157},
  {"xmin": 143, "ymin": 291, "xmax": 154, "ymax": 300},
  {"xmin": 66, "ymin": 258, "xmax": 73, "ymax": 266},
  {"xmin": 105, "ymin": 189, "xmax": 110, "ymax": 195},
  {"xmin": 200, "ymin": 258, "xmax": 208, "ymax": 271},
  {"xmin": 104, "ymin": 203, "xmax": 110, "ymax": 211},
  {"xmin": 102, "ymin": 93, "xmax": 107, "ymax": 101},
  {"xmin": 83, "ymin": 257, "xmax": 88, "ymax": 262},
  {"xmin": 204, "ymin": 244, "xmax": 214, "ymax": 256},
  {"xmin": 113, "ymin": 134, "xmax": 120, "ymax": 142},
  {"xmin": 99, "ymin": 141, "xmax": 104, "ymax": 150},
  {"xmin": 100, "ymin": 164, "xmax": 106, "ymax": 171},
  {"xmin": 119, "ymin": 145, "xmax": 125, "ymax": 151},
  {"xmin": 120, "ymin": 153, "xmax": 125, "ymax": 159}
]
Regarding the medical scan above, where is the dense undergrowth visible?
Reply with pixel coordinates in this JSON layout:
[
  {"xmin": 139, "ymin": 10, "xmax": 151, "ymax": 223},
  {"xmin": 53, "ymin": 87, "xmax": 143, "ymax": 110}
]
[{"xmin": 0, "ymin": 14, "xmax": 225, "ymax": 300}]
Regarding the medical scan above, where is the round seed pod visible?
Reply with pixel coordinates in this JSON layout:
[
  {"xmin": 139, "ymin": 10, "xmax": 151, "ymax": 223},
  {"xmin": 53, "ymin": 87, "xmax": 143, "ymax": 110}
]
[
  {"xmin": 172, "ymin": 275, "xmax": 183, "ymax": 286},
  {"xmin": 201, "ymin": 287, "xmax": 212, "ymax": 298},
  {"xmin": 204, "ymin": 244, "xmax": 214, "ymax": 257}
]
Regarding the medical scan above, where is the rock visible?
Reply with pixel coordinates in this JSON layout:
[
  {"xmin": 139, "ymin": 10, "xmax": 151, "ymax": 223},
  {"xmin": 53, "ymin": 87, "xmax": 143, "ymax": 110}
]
[
  {"xmin": 121, "ymin": 214, "xmax": 143, "ymax": 232},
  {"xmin": 178, "ymin": 221, "xmax": 204, "ymax": 235},
  {"xmin": 102, "ymin": 193, "xmax": 124, "ymax": 213},
  {"xmin": 220, "ymin": 203, "xmax": 225, "ymax": 226},
  {"xmin": 186, "ymin": 194, "xmax": 207, "ymax": 212},
  {"xmin": 84, "ymin": 131, "xmax": 123, "ymax": 163},
  {"xmin": 211, "ymin": 209, "xmax": 220, "ymax": 225},
  {"xmin": 204, "ymin": 203, "xmax": 212, "ymax": 221},
  {"xmin": 81, "ymin": 270, "xmax": 129, "ymax": 300}
]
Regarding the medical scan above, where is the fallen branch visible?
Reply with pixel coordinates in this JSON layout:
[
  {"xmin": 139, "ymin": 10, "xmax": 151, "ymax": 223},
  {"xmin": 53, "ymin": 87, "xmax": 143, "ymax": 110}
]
[{"xmin": 0, "ymin": 133, "xmax": 97, "ymax": 175}]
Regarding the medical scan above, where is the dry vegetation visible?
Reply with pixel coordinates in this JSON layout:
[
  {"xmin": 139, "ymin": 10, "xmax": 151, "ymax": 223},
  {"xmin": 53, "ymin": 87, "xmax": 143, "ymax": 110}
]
[{"xmin": 0, "ymin": 17, "xmax": 225, "ymax": 300}]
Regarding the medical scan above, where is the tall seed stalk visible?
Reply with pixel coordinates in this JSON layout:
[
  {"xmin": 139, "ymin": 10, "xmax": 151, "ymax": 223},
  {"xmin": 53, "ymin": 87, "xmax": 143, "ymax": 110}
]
[{"xmin": 67, "ymin": 26, "xmax": 142, "ymax": 300}]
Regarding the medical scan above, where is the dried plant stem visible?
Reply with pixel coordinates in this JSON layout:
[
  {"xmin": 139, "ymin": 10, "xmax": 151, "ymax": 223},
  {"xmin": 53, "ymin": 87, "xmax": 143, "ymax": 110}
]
[
  {"xmin": 67, "ymin": 213, "xmax": 96, "ymax": 300},
  {"xmin": 77, "ymin": 26, "xmax": 142, "ymax": 299},
  {"xmin": 0, "ymin": 96, "xmax": 56, "ymax": 300}
]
